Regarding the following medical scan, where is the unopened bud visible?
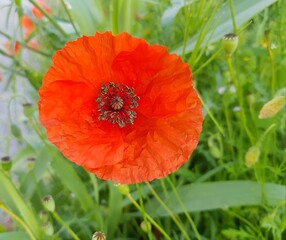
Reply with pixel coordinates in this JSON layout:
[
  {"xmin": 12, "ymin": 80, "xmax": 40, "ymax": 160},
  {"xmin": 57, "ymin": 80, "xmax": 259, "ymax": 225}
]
[
  {"xmin": 140, "ymin": 220, "xmax": 152, "ymax": 232},
  {"xmin": 116, "ymin": 184, "xmax": 130, "ymax": 195},
  {"xmin": 22, "ymin": 103, "xmax": 34, "ymax": 118},
  {"xmin": 222, "ymin": 33, "xmax": 239, "ymax": 56},
  {"xmin": 42, "ymin": 221, "xmax": 54, "ymax": 236},
  {"xmin": 39, "ymin": 210, "xmax": 49, "ymax": 222},
  {"xmin": 10, "ymin": 124, "xmax": 22, "ymax": 141},
  {"xmin": 1, "ymin": 156, "xmax": 12, "ymax": 171},
  {"xmin": 92, "ymin": 231, "xmax": 106, "ymax": 240},
  {"xmin": 259, "ymin": 96, "xmax": 286, "ymax": 119},
  {"xmin": 27, "ymin": 157, "xmax": 36, "ymax": 170},
  {"xmin": 42, "ymin": 195, "xmax": 55, "ymax": 212},
  {"xmin": 245, "ymin": 146, "xmax": 260, "ymax": 167}
]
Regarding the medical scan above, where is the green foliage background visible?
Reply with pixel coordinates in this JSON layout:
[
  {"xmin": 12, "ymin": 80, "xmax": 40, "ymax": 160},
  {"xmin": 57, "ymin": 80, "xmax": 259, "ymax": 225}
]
[{"xmin": 0, "ymin": 0, "xmax": 285, "ymax": 239}]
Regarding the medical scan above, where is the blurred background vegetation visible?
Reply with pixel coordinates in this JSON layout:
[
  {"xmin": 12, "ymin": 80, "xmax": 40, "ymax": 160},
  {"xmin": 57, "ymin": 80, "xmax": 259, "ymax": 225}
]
[{"xmin": 0, "ymin": 0, "xmax": 285, "ymax": 239}]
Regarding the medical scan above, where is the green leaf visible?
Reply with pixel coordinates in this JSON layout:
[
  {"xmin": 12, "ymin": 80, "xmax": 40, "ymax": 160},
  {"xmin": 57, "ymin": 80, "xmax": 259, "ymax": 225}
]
[
  {"xmin": 221, "ymin": 228, "xmax": 254, "ymax": 239},
  {"xmin": 145, "ymin": 181, "xmax": 286, "ymax": 217},
  {"xmin": 50, "ymin": 154, "xmax": 94, "ymax": 212},
  {"xmin": 0, "ymin": 169, "xmax": 41, "ymax": 237},
  {"xmin": 10, "ymin": 124, "xmax": 22, "ymax": 141},
  {"xmin": 106, "ymin": 183, "xmax": 123, "ymax": 237},
  {"xmin": 172, "ymin": 0, "xmax": 278, "ymax": 54},
  {"xmin": 0, "ymin": 232, "xmax": 30, "ymax": 240},
  {"xmin": 67, "ymin": 0, "xmax": 104, "ymax": 35},
  {"xmin": 161, "ymin": 0, "xmax": 197, "ymax": 27}
]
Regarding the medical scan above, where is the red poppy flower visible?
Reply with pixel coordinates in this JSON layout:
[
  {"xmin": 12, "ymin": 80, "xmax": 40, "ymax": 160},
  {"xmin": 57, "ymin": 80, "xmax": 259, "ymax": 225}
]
[
  {"xmin": 4, "ymin": 41, "xmax": 20, "ymax": 56},
  {"xmin": 27, "ymin": 40, "xmax": 39, "ymax": 50},
  {"xmin": 21, "ymin": 15, "xmax": 35, "ymax": 36},
  {"xmin": 38, "ymin": 32, "xmax": 203, "ymax": 184},
  {"xmin": 32, "ymin": 0, "xmax": 51, "ymax": 19}
]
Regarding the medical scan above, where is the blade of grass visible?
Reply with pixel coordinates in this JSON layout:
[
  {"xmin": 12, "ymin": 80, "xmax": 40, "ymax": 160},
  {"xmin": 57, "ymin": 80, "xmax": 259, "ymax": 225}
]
[
  {"xmin": 172, "ymin": 0, "xmax": 278, "ymax": 54},
  {"xmin": 145, "ymin": 181, "xmax": 286, "ymax": 216},
  {"xmin": 0, "ymin": 169, "xmax": 41, "ymax": 238}
]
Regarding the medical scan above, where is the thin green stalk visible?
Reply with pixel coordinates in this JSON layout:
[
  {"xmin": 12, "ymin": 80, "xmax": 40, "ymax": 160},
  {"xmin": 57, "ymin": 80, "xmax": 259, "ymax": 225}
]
[
  {"xmin": 166, "ymin": 177, "xmax": 202, "ymax": 240},
  {"xmin": 146, "ymin": 182, "xmax": 191, "ymax": 240},
  {"xmin": 256, "ymin": 124, "xmax": 276, "ymax": 147},
  {"xmin": 21, "ymin": 42, "xmax": 52, "ymax": 57},
  {"xmin": 0, "ymin": 48, "xmax": 13, "ymax": 58},
  {"xmin": 122, "ymin": 0, "xmax": 133, "ymax": 33},
  {"xmin": 200, "ymin": 95, "xmax": 225, "ymax": 136},
  {"xmin": 0, "ymin": 63, "xmax": 26, "ymax": 77},
  {"xmin": 229, "ymin": 0, "xmax": 237, "ymax": 33},
  {"xmin": 0, "ymin": 29, "xmax": 10, "ymax": 38},
  {"xmin": 60, "ymin": 0, "xmax": 80, "ymax": 37},
  {"xmin": 52, "ymin": 211, "xmax": 80, "ymax": 240},
  {"xmin": 267, "ymin": 43, "xmax": 277, "ymax": 96},
  {"xmin": 127, "ymin": 193, "xmax": 172, "ymax": 240},
  {"xmin": 227, "ymin": 210, "xmax": 265, "ymax": 239},
  {"xmin": 0, "ymin": 202, "xmax": 37, "ymax": 240},
  {"xmin": 28, "ymin": 0, "xmax": 68, "ymax": 37},
  {"xmin": 182, "ymin": 1, "xmax": 191, "ymax": 59},
  {"xmin": 193, "ymin": 48, "xmax": 222, "ymax": 75},
  {"xmin": 0, "ymin": 30, "xmax": 52, "ymax": 57},
  {"xmin": 136, "ymin": 184, "xmax": 153, "ymax": 240},
  {"xmin": 111, "ymin": 0, "xmax": 119, "ymax": 35},
  {"xmin": 227, "ymin": 57, "xmax": 254, "ymax": 144}
]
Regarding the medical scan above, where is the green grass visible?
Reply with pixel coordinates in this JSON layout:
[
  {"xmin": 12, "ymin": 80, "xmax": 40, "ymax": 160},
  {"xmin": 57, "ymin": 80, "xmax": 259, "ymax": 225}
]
[{"xmin": 0, "ymin": 0, "xmax": 285, "ymax": 239}]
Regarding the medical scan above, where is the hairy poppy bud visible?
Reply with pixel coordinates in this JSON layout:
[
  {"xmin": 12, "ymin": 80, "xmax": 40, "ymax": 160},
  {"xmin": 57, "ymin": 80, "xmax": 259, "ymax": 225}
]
[
  {"xmin": 140, "ymin": 220, "xmax": 152, "ymax": 232},
  {"xmin": 259, "ymin": 96, "xmax": 286, "ymax": 119},
  {"xmin": 42, "ymin": 195, "xmax": 55, "ymax": 212},
  {"xmin": 39, "ymin": 210, "xmax": 49, "ymax": 222},
  {"xmin": 92, "ymin": 231, "xmax": 106, "ymax": 240},
  {"xmin": 22, "ymin": 103, "xmax": 34, "ymax": 118},
  {"xmin": 27, "ymin": 157, "xmax": 36, "ymax": 170},
  {"xmin": 42, "ymin": 221, "xmax": 54, "ymax": 236},
  {"xmin": 1, "ymin": 156, "xmax": 12, "ymax": 171},
  {"xmin": 245, "ymin": 146, "xmax": 260, "ymax": 167},
  {"xmin": 116, "ymin": 184, "xmax": 130, "ymax": 195},
  {"xmin": 222, "ymin": 33, "xmax": 239, "ymax": 56}
]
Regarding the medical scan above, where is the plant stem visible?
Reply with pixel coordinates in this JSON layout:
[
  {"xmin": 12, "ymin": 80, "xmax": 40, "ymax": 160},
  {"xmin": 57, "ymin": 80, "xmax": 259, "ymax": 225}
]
[
  {"xmin": 28, "ymin": 0, "xmax": 68, "ymax": 38},
  {"xmin": 127, "ymin": 193, "xmax": 171, "ymax": 240},
  {"xmin": 52, "ymin": 211, "xmax": 80, "ymax": 240},
  {"xmin": 227, "ymin": 209, "xmax": 265, "ymax": 239},
  {"xmin": 166, "ymin": 177, "xmax": 202, "ymax": 240},
  {"xmin": 111, "ymin": 0, "xmax": 119, "ymax": 35},
  {"xmin": 0, "ymin": 202, "xmax": 37, "ymax": 240},
  {"xmin": 200, "ymin": 94, "xmax": 225, "ymax": 136},
  {"xmin": 136, "ymin": 184, "xmax": 153, "ymax": 240},
  {"xmin": 60, "ymin": 0, "xmax": 80, "ymax": 36},
  {"xmin": 229, "ymin": 0, "xmax": 237, "ymax": 33},
  {"xmin": 227, "ymin": 56, "xmax": 254, "ymax": 144},
  {"xmin": 146, "ymin": 182, "xmax": 191, "ymax": 240}
]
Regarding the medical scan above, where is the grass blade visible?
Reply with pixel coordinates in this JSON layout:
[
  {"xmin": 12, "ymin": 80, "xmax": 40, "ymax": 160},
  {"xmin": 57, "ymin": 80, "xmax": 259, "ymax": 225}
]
[{"xmin": 145, "ymin": 181, "xmax": 286, "ymax": 216}]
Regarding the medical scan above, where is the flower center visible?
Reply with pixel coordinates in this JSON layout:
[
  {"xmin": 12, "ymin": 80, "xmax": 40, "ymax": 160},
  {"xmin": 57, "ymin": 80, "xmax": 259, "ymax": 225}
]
[{"xmin": 95, "ymin": 82, "xmax": 139, "ymax": 128}]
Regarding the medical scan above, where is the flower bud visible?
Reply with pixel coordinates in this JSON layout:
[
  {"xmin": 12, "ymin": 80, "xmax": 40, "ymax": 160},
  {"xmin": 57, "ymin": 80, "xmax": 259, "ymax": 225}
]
[
  {"xmin": 140, "ymin": 220, "xmax": 152, "ymax": 232},
  {"xmin": 1, "ymin": 156, "xmax": 12, "ymax": 171},
  {"xmin": 39, "ymin": 210, "xmax": 49, "ymax": 222},
  {"xmin": 22, "ymin": 103, "xmax": 34, "ymax": 118},
  {"xmin": 259, "ymin": 96, "xmax": 286, "ymax": 119},
  {"xmin": 222, "ymin": 33, "xmax": 239, "ymax": 56},
  {"xmin": 42, "ymin": 195, "xmax": 55, "ymax": 212},
  {"xmin": 27, "ymin": 157, "xmax": 36, "ymax": 170},
  {"xmin": 116, "ymin": 184, "xmax": 130, "ymax": 195},
  {"xmin": 92, "ymin": 231, "xmax": 106, "ymax": 240},
  {"xmin": 10, "ymin": 124, "xmax": 22, "ymax": 141},
  {"xmin": 42, "ymin": 221, "xmax": 54, "ymax": 236},
  {"xmin": 245, "ymin": 146, "xmax": 260, "ymax": 167}
]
